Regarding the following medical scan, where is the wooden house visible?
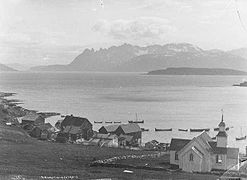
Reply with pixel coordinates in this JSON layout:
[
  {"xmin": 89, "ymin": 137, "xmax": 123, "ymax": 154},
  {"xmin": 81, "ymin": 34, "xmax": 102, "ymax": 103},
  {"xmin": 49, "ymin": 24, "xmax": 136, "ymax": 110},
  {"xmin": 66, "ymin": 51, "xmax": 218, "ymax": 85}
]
[
  {"xmin": 60, "ymin": 115, "xmax": 93, "ymax": 141},
  {"xmin": 169, "ymin": 118, "xmax": 239, "ymax": 172},
  {"xmin": 115, "ymin": 124, "xmax": 142, "ymax": 147},
  {"xmin": 21, "ymin": 114, "xmax": 45, "ymax": 126},
  {"xmin": 89, "ymin": 133, "xmax": 118, "ymax": 148},
  {"xmin": 30, "ymin": 123, "xmax": 55, "ymax": 140}
]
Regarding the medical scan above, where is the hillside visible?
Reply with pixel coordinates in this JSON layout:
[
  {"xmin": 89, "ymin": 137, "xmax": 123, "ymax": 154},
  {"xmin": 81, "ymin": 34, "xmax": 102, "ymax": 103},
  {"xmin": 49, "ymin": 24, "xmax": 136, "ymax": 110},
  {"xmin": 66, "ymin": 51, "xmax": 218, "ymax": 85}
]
[
  {"xmin": 228, "ymin": 48, "xmax": 247, "ymax": 60},
  {"xmin": 30, "ymin": 43, "xmax": 247, "ymax": 72},
  {"xmin": 0, "ymin": 63, "xmax": 17, "ymax": 71},
  {"xmin": 147, "ymin": 67, "xmax": 247, "ymax": 75}
]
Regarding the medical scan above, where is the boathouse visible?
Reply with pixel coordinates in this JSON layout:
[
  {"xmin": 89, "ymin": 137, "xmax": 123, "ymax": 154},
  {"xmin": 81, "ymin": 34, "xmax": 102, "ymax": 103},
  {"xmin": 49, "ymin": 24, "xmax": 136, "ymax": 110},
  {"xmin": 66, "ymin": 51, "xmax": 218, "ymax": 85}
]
[{"xmin": 169, "ymin": 116, "xmax": 239, "ymax": 172}]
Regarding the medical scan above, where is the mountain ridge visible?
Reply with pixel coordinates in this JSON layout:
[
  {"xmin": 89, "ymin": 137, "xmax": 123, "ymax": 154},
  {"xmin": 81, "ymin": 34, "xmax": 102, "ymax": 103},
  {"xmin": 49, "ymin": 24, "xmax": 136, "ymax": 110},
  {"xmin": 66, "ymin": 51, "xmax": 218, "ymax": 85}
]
[{"xmin": 30, "ymin": 43, "xmax": 247, "ymax": 72}]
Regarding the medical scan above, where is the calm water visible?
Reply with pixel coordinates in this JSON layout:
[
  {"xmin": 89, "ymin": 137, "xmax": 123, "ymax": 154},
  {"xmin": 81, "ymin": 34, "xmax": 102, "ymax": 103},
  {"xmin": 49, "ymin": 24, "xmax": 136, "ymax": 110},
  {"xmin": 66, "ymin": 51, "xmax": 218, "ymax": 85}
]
[{"xmin": 1, "ymin": 72, "xmax": 247, "ymax": 152}]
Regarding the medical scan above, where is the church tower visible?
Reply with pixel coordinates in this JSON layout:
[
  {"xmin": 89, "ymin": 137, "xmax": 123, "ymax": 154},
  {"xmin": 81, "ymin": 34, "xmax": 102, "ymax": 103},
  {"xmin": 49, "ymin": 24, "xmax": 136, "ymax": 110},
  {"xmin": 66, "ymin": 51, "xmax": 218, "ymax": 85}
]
[{"xmin": 216, "ymin": 113, "xmax": 227, "ymax": 147}]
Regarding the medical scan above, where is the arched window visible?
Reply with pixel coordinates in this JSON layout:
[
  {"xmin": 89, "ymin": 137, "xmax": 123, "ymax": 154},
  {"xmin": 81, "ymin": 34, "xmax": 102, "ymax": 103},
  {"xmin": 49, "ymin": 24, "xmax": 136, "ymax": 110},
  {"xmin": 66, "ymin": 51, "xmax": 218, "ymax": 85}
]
[{"xmin": 189, "ymin": 153, "xmax": 193, "ymax": 161}]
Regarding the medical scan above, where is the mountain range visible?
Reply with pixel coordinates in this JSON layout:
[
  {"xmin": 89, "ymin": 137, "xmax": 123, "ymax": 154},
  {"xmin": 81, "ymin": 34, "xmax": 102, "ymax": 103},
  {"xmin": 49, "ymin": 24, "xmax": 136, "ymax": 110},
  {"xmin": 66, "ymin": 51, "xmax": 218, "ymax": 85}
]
[
  {"xmin": 22, "ymin": 43, "xmax": 247, "ymax": 72},
  {"xmin": 0, "ymin": 63, "xmax": 17, "ymax": 72}
]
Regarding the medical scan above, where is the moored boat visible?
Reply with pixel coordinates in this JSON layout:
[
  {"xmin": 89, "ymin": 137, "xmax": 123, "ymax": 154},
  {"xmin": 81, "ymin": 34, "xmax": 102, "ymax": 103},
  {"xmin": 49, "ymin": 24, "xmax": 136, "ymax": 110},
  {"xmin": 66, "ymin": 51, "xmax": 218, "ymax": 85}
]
[
  {"xmin": 141, "ymin": 128, "xmax": 149, "ymax": 132},
  {"xmin": 190, "ymin": 128, "xmax": 210, "ymax": 132},
  {"xmin": 236, "ymin": 136, "xmax": 246, "ymax": 141},
  {"xmin": 114, "ymin": 121, "xmax": 121, "ymax": 123},
  {"xmin": 94, "ymin": 121, "xmax": 103, "ymax": 123},
  {"xmin": 214, "ymin": 127, "xmax": 229, "ymax": 131},
  {"xmin": 128, "ymin": 120, "xmax": 144, "ymax": 124},
  {"xmin": 178, "ymin": 128, "xmax": 188, "ymax": 132},
  {"xmin": 233, "ymin": 81, "xmax": 247, "ymax": 87},
  {"xmin": 105, "ymin": 121, "xmax": 113, "ymax": 124},
  {"xmin": 155, "ymin": 128, "xmax": 172, "ymax": 132}
]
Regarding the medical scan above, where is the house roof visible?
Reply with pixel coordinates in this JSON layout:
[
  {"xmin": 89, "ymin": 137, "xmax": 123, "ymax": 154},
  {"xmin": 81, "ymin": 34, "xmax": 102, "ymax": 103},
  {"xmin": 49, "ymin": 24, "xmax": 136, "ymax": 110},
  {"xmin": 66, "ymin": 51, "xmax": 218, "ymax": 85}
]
[
  {"xmin": 61, "ymin": 115, "xmax": 92, "ymax": 127},
  {"xmin": 216, "ymin": 131, "xmax": 227, "ymax": 137},
  {"xmin": 118, "ymin": 123, "xmax": 141, "ymax": 134},
  {"xmin": 169, "ymin": 138, "xmax": 191, "ymax": 151},
  {"xmin": 63, "ymin": 126, "xmax": 82, "ymax": 134},
  {"xmin": 99, "ymin": 125, "xmax": 119, "ymax": 133},
  {"xmin": 22, "ymin": 114, "xmax": 42, "ymax": 121}
]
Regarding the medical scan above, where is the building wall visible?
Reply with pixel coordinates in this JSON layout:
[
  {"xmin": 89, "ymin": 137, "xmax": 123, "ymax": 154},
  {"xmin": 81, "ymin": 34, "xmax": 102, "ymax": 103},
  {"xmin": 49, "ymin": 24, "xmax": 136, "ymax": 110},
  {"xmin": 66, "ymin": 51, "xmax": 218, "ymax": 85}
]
[
  {"xmin": 216, "ymin": 137, "xmax": 227, "ymax": 147},
  {"xmin": 178, "ymin": 139, "xmax": 212, "ymax": 172},
  {"xmin": 211, "ymin": 154, "xmax": 227, "ymax": 170},
  {"xmin": 226, "ymin": 157, "xmax": 239, "ymax": 170},
  {"xmin": 170, "ymin": 151, "xmax": 179, "ymax": 165},
  {"xmin": 180, "ymin": 149, "xmax": 203, "ymax": 172}
]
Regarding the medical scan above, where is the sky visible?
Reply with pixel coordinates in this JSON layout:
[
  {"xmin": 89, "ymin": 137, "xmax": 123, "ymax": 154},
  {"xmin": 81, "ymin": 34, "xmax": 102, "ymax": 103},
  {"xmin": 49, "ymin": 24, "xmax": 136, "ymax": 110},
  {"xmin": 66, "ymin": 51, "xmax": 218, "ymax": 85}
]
[{"xmin": 1, "ymin": 0, "xmax": 247, "ymax": 66}]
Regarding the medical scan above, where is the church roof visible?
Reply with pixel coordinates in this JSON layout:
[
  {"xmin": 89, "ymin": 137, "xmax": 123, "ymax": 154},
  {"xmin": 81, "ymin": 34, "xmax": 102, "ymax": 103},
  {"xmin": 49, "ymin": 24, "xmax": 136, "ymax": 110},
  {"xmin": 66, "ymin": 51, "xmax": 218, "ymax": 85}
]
[{"xmin": 170, "ymin": 138, "xmax": 191, "ymax": 151}]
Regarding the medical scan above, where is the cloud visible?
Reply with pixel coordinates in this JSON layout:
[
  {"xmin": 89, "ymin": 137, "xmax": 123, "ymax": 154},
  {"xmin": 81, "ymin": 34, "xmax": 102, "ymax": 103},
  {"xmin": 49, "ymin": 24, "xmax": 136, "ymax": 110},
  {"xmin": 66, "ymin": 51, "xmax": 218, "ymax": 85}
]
[{"xmin": 92, "ymin": 17, "xmax": 176, "ymax": 44}]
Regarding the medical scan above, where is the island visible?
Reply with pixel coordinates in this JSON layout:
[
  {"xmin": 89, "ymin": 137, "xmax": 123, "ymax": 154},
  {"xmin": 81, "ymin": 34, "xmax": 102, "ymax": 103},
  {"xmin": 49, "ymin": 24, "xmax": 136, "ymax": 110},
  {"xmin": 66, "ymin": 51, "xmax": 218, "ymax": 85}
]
[{"xmin": 147, "ymin": 67, "xmax": 247, "ymax": 75}]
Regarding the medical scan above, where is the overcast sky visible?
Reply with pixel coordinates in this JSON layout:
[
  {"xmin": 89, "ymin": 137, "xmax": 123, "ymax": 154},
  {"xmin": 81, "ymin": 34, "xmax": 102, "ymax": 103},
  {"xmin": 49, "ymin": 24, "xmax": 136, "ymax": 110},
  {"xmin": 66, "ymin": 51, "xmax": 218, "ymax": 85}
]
[{"xmin": 1, "ymin": 0, "xmax": 247, "ymax": 65}]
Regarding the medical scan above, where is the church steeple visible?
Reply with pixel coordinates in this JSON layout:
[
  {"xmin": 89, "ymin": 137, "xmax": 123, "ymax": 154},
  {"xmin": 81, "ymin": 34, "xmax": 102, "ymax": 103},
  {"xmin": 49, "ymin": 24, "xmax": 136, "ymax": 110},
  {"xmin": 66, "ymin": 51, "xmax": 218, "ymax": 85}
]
[{"xmin": 216, "ymin": 110, "xmax": 227, "ymax": 147}]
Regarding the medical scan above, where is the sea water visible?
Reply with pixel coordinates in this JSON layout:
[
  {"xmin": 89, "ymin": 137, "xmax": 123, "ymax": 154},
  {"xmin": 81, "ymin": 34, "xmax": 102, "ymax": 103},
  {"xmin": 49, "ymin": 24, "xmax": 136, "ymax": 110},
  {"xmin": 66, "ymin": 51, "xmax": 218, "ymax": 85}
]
[{"xmin": 0, "ymin": 72, "xmax": 247, "ymax": 153}]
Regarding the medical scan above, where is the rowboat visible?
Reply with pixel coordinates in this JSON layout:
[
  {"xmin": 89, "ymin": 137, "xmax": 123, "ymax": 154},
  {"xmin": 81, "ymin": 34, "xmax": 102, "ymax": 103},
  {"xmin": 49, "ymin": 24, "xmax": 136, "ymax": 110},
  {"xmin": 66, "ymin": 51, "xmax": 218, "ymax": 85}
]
[
  {"xmin": 190, "ymin": 128, "xmax": 210, "ymax": 132},
  {"xmin": 236, "ymin": 136, "xmax": 246, "ymax": 141},
  {"xmin": 141, "ymin": 128, "xmax": 149, "ymax": 132},
  {"xmin": 178, "ymin": 128, "xmax": 188, "ymax": 132},
  {"xmin": 114, "ymin": 121, "xmax": 121, "ymax": 123},
  {"xmin": 105, "ymin": 121, "xmax": 113, "ymax": 124},
  {"xmin": 94, "ymin": 121, "xmax": 103, "ymax": 123},
  {"xmin": 128, "ymin": 120, "xmax": 144, "ymax": 124},
  {"xmin": 155, "ymin": 128, "xmax": 172, "ymax": 132}
]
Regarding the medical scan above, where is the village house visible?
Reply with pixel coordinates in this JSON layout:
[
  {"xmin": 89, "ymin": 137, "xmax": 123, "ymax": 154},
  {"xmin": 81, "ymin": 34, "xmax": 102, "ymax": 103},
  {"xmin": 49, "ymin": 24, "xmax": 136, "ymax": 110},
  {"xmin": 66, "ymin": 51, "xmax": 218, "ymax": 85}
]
[
  {"xmin": 169, "ymin": 117, "xmax": 239, "ymax": 172},
  {"xmin": 21, "ymin": 114, "xmax": 45, "ymax": 126},
  {"xmin": 98, "ymin": 123, "xmax": 142, "ymax": 147},
  {"xmin": 58, "ymin": 115, "xmax": 93, "ymax": 142},
  {"xmin": 115, "ymin": 123, "xmax": 142, "ymax": 147},
  {"xmin": 30, "ymin": 123, "xmax": 55, "ymax": 140},
  {"xmin": 89, "ymin": 133, "xmax": 118, "ymax": 148}
]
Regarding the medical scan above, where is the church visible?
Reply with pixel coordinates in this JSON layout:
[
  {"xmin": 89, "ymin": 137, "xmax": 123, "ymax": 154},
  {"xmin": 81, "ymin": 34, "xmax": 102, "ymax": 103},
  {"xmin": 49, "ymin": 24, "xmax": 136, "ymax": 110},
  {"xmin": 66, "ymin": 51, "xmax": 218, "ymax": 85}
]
[{"xmin": 170, "ymin": 116, "xmax": 239, "ymax": 172}]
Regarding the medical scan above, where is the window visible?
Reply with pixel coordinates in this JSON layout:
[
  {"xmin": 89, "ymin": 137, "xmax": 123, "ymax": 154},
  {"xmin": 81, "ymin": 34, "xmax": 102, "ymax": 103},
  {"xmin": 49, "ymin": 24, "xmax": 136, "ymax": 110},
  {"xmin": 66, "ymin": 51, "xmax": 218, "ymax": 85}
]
[
  {"xmin": 189, "ymin": 153, "xmax": 193, "ymax": 161},
  {"xmin": 216, "ymin": 155, "xmax": 222, "ymax": 163},
  {"xmin": 175, "ymin": 152, "xmax": 178, "ymax": 160}
]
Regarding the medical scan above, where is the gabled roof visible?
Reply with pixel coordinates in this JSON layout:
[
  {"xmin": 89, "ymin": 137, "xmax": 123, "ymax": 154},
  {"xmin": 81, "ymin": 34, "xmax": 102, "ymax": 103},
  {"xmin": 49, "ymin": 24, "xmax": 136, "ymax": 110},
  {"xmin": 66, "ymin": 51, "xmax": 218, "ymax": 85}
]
[
  {"xmin": 99, "ymin": 125, "xmax": 119, "ymax": 133},
  {"xmin": 170, "ymin": 138, "xmax": 191, "ymax": 151},
  {"xmin": 22, "ymin": 114, "xmax": 43, "ymax": 121},
  {"xmin": 61, "ymin": 115, "xmax": 92, "ymax": 127},
  {"xmin": 118, "ymin": 123, "xmax": 141, "ymax": 134},
  {"xmin": 37, "ymin": 123, "xmax": 54, "ymax": 131}
]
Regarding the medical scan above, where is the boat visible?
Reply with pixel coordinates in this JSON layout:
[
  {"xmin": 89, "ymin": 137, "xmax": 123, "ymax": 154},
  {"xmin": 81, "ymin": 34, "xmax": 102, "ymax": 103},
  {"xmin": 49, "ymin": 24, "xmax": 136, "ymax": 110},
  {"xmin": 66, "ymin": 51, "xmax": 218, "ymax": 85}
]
[
  {"xmin": 128, "ymin": 120, "xmax": 144, "ymax": 124},
  {"xmin": 236, "ymin": 136, "xmax": 246, "ymax": 141},
  {"xmin": 105, "ymin": 121, "xmax": 113, "ymax": 124},
  {"xmin": 178, "ymin": 128, "xmax": 188, "ymax": 132},
  {"xmin": 233, "ymin": 81, "xmax": 247, "ymax": 87},
  {"xmin": 128, "ymin": 113, "xmax": 144, "ymax": 124},
  {"xmin": 94, "ymin": 121, "xmax": 103, "ymax": 124},
  {"xmin": 190, "ymin": 128, "xmax": 210, "ymax": 132},
  {"xmin": 155, "ymin": 128, "xmax": 172, "ymax": 132},
  {"xmin": 114, "ymin": 121, "xmax": 121, "ymax": 123},
  {"xmin": 236, "ymin": 127, "xmax": 246, "ymax": 141},
  {"xmin": 141, "ymin": 128, "xmax": 149, "ymax": 132}
]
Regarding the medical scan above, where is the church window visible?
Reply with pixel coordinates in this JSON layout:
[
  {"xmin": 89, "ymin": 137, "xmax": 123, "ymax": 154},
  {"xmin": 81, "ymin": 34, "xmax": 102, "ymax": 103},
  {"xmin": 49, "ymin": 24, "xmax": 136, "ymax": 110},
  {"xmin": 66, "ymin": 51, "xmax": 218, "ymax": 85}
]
[
  {"xmin": 175, "ymin": 152, "xmax": 178, "ymax": 160},
  {"xmin": 189, "ymin": 153, "xmax": 193, "ymax": 161},
  {"xmin": 216, "ymin": 154, "xmax": 222, "ymax": 163}
]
